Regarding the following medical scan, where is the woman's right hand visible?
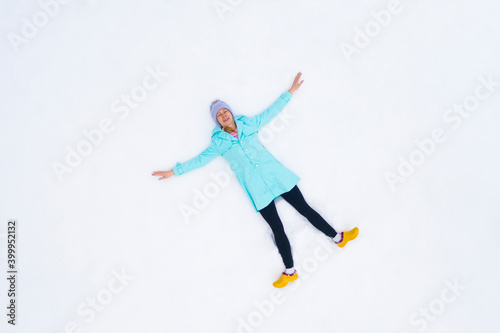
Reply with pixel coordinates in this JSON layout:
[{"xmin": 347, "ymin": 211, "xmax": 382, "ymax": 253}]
[
  {"xmin": 152, "ymin": 170, "xmax": 175, "ymax": 180},
  {"xmin": 288, "ymin": 72, "xmax": 303, "ymax": 94}
]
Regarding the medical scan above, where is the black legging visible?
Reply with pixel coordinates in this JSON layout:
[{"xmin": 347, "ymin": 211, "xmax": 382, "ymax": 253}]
[{"xmin": 258, "ymin": 185, "xmax": 338, "ymax": 269}]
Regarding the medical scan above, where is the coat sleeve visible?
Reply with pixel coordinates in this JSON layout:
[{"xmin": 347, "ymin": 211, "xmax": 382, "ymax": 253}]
[
  {"xmin": 247, "ymin": 91, "xmax": 292, "ymax": 130},
  {"xmin": 172, "ymin": 141, "xmax": 219, "ymax": 176}
]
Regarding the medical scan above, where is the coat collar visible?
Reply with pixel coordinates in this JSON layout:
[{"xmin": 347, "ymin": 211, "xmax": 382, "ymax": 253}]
[{"xmin": 212, "ymin": 116, "xmax": 246, "ymax": 141}]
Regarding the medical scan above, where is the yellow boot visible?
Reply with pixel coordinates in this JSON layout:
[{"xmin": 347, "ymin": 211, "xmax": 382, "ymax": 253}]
[
  {"xmin": 336, "ymin": 227, "xmax": 359, "ymax": 248},
  {"xmin": 273, "ymin": 270, "xmax": 298, "ymax": 288}
]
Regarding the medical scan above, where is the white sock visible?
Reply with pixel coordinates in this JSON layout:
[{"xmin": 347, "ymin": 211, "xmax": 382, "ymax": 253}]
[
  {"xmin": 285, "ymin": 267, "xmax": 295, "ymax": 275},
  {"xmin": 333, "ymin": 233, "xmax": 342, "ymax": 243}
]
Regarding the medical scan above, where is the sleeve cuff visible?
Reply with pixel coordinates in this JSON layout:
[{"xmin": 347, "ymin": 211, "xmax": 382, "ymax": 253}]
[
  {"xmin": 281, "ymin": 91, "xmax": 292, "ymax": 103},
  {"xmin": 173, "ymin": 162, "xmax": 184, "ymax": 176}
]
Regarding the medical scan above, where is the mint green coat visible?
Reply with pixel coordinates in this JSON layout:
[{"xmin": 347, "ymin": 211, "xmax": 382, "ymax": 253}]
[{"xmin": 173, "ymin": 91, "xmax": 301, "ymax": 212}]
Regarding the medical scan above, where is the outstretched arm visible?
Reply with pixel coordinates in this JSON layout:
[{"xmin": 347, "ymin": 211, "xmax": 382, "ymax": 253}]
[
  {"xmin": 152, "ymin": 141, "xmax": 219, "ymax": 180},
  {"xmin": 248, "ymin": 72, "xmax": 304, "ymax": 129}
]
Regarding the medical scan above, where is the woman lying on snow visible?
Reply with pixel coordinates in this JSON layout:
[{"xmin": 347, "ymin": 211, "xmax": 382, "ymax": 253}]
[{"xmin": 152, "ymin": 72, "xmax": 359, "ymax": 288}]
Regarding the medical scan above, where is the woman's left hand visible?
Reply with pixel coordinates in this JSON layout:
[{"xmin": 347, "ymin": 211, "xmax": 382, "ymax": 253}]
[{"xmin": 288, "ymin": 72, "xmax": 304, "ymax": 94}]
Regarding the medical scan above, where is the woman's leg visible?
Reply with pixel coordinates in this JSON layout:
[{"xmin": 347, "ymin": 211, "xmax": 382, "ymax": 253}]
[
  {"xmin": 259, "ymin": 200, "xmax": 294, "ymax": 269},
  {"xmin": 280, "ymin": 185, "xmax": 338, "ymax": 238}
]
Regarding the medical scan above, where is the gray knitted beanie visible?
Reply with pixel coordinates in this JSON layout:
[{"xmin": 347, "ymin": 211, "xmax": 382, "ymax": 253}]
[{"xmin": 210, "ymin": 100, "xmax": 234, "ymax": 127}]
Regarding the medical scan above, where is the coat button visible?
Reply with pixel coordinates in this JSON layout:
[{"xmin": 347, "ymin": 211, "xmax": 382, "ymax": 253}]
[
  {"xmin": 245, "ymin": 148, "xmax": 248, "ymax": 151},
  {"xmin": 256, "ymin": 164, "xmax": 258, "ymax": 167},
  {"xmin": 250, "ymin": 157, "xmax": 253, "ymax": 159}
]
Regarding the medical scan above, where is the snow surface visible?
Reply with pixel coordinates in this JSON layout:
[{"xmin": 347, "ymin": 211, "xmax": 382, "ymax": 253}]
[{"xmin": 1, "ymin": 0, "xmax": 500, "ymax": 332}]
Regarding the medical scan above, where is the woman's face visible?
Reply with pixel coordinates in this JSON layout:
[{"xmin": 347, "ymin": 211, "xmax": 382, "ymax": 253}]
[{"xmin": 216, "ymin": 108, "xmax": 233, "ymax": 127}]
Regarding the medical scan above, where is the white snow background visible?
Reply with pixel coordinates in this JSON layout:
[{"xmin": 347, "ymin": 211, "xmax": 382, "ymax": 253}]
[{"xmin": 1, "ymin": 0, "xmax": 500, "ymax": 332}]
